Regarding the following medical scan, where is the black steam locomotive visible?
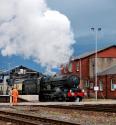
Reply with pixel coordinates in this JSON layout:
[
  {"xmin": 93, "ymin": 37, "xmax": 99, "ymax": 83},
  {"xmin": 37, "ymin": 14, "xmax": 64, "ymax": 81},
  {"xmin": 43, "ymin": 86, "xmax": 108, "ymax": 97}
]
[{"xmin": 13, "ymin": 75, "xmax": 84, "ymax": 102}]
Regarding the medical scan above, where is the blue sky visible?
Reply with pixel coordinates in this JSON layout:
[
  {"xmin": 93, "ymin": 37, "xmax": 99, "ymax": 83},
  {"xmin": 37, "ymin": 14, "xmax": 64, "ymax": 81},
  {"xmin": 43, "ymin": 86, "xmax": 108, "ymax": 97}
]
[{"xmin": 0, "ymin": 0, "xmax": 116, "ymax": 73}]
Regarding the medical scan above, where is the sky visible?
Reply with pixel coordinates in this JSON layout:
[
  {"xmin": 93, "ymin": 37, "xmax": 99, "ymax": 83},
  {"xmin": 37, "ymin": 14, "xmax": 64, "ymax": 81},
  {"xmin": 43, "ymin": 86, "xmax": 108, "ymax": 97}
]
[{"xmin": 0, "ymin": 0, "xmax": 116, "ymax": 74}]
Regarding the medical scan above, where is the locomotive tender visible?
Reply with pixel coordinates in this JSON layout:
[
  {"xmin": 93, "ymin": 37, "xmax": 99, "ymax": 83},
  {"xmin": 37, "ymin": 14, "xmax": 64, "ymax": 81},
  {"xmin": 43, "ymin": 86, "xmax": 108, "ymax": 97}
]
[{"xmin": 13, "ymin": 74, "xmax": 84, "ymax": 102}]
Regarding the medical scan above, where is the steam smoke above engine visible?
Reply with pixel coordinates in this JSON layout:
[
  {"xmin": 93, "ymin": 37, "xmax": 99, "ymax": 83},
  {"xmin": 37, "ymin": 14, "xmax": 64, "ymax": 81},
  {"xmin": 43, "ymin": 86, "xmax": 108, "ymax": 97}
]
[{"xmin": 0, "ymin": 0, "xmax": 75, "ymax": 73}]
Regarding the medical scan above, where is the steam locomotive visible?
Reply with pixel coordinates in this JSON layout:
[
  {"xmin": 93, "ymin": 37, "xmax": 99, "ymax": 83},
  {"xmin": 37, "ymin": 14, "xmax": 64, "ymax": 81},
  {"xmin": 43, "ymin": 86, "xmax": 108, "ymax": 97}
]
[{"xmin": 13, "ymin": 75, "xmax": 84, "ymax": 102}]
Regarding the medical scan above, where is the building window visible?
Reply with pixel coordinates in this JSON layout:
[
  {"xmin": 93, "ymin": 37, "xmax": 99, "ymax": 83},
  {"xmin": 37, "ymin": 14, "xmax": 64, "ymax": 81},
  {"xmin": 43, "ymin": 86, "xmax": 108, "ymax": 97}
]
[
  {"xmin": 99, "ymin": 80, "xmax": 103, "ymax": 91},
  {"xmin": 107, "ymin": 58, "xmax": 113, "ymax": 63},
  {"xmin": 76, "ymin": 63, "xmax": 79, "ymax": 71},
  {"xmin": 85, "ymin": 80, "xmax": 90, "ymax": 88},
  {"xmin": 90, "ymin": 82, "xmax": 94, "ymax": 89},
  {"xmin": 111, "ymin": 79, "xmax": 115, "ymax": 91},
  {"xmin": 68, "ymin": 63, "xmax": 72, "ymax": 72},
  {"xmin": 0, "ymin": 86, "xmax": 2, "ymax": 91},
  {"xmin": 64, "ymin": 65, "xmax": 68, "ymax": 73},
  {"xmin": 18, "ymin": 69, "xmax": 26, "ymax": 74}
]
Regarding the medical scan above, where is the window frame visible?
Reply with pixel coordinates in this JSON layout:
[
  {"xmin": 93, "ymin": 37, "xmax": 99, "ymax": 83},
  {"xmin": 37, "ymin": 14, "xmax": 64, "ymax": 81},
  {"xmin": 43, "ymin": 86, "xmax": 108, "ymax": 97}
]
[
  {"xmin": 99, "ymin": 80, "xmax": 103, "ymax": 91},
  {"xmin": 85, "ymin": 80, "xmax": 90, "ymax": 88},
  {"xmin": 111, "ymin": 79, "xmax": 115, "ymax": 91},
  {"xmin": 90, "ymin": 82, "xmax": 94, "ymax": 89},
  {"xmin": 76, "ymin": 63, "xmax": 79, "ymax": 72},
  {"xmin": 68, "ymin": 63, "xmax": 72, "ymax": 72}
]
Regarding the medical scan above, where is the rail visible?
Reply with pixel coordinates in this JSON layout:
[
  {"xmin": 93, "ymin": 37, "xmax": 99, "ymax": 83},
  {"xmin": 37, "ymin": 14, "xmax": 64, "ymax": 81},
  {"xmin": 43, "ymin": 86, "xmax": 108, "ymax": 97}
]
[
  {"xmin": 39, "ymin": 104, "xmax": 116, "ymax": 113},
  {"xmin": 0, "ymin": 110, "xmax": 80, "ymax": 125}
]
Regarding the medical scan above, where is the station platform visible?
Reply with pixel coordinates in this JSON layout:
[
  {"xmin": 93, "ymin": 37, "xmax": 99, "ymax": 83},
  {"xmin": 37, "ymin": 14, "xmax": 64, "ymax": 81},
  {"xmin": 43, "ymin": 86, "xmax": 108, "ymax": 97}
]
[{"xmin": 0, "ymin": 99, "xmax": 116, "ymax": 106}]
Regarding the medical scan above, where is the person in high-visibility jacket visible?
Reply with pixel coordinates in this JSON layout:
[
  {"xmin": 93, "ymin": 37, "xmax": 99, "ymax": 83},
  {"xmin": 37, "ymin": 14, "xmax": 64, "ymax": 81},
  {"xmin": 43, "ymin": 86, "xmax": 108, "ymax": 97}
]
[{"xmin": 12, "ymin": 87, "xmax": 19, "ymax": 105}]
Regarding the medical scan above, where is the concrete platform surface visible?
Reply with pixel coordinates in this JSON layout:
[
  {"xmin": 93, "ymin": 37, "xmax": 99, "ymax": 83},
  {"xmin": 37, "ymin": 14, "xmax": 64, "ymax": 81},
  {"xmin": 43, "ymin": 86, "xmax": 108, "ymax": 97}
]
[{"xmin": 0, "ymin": 99, "xmax": 116, "ymax": 106}]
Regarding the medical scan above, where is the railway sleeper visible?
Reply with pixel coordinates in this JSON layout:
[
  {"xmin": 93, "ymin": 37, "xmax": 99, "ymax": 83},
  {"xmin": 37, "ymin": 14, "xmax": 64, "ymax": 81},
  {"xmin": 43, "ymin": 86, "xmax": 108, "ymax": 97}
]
[
  {"xmin": 0, "ymin": 111, "xmax": 80, "ymax": 125},
  {"xmin": 0, "ymin": 114, "xmax": 45, "ymax": 125},
  {"xmin": 39, "ymin": 105, "xmax": 116, "ymax": 113}
]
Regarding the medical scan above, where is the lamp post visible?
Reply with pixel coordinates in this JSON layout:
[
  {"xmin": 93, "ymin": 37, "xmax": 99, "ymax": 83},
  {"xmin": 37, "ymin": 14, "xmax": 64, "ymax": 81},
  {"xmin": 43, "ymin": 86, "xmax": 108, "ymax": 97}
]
[
  {"xmin": 79, "ymin": 58, "xmax": 82, "ymax": 81},
  {"xmin": 91, "ymin": 27, "xmax": 101, "ymax": 100}
]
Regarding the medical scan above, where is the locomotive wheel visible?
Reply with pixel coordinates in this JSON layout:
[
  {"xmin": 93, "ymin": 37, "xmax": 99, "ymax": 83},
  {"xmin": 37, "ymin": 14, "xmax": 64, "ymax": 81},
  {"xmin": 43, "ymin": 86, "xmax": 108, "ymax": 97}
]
[
  {"xmin": 58, "ymin": 96, "xmax": 64, "ymax": 101},
  {"xmin": 76, "ymin": 97, "xmax": 80, "ymax": 102},
  {"xmin": 76, "ymin": 96, "xmax": 82, "ymax": 102},
  {"xmin": 52, "ymin": 96, "xmax": 65, "ymax": 102},
  {"xmin": 67, "ymin": 97, "xmax": 76, "ymax": 102}
]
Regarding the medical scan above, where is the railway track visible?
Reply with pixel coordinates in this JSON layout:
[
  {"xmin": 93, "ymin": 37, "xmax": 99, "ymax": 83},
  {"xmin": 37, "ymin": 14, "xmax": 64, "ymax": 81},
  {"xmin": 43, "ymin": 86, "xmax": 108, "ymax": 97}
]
[
  {"xmin": 0, "ymin": 110, "xmax": 80, "ymax": 125},
  {"xmin": 39, "ymin": 104, "xmax": 116, "ymax": 113}
]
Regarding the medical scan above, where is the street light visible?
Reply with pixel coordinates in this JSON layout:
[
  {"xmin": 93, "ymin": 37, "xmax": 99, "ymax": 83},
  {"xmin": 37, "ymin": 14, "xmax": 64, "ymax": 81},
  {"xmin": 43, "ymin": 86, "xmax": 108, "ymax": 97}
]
[{"xmin": 91, "ymin": 27, "xmax": 101, "ymax": 100}]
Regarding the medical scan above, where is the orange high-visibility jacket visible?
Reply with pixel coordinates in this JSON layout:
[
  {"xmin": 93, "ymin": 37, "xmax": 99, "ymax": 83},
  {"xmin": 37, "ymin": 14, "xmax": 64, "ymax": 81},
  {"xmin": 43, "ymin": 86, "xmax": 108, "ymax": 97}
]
[{"xmin": 12, "ymin": 89, "xmax": 18, "ymax": 97}]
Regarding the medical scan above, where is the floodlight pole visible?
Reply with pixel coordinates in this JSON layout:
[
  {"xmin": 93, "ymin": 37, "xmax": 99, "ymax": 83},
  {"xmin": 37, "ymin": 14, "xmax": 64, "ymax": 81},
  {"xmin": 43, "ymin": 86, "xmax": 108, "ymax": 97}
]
[
  {"xmin": 91, "ymin": 27, "xmax": 101, "ymax": 101},
  {"xmin": 79, "ymin": 58, "xmax": 82, "ymax": 83},
  {"xmin": 95, "ymin": 29, "xmax": 98, "ymax": 101}
]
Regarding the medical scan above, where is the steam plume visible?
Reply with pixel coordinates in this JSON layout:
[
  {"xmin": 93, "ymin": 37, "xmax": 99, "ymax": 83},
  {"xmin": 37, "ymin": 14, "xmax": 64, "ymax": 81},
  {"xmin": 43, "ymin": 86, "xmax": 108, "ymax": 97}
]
[{"xmin": 0, "ymin": 0, "xmax": 75, "ymax": 73}]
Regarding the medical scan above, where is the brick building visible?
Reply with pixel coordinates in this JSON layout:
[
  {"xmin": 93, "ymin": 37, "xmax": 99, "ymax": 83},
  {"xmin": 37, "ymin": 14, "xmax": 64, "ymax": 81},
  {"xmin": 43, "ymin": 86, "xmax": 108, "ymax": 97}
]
[{"xmin": 61, "ymin": 45, "xmax": 116, "ymax": 99}]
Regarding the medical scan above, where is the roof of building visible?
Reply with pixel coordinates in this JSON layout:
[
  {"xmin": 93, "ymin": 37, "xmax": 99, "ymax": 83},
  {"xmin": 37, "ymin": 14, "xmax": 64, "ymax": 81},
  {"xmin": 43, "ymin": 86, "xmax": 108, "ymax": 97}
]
[
  {"xmin": 98, "ymin": 65, "xmax": 116, "ymax": 76},
  {"xmin": 72, "ymin": 45, "xmax": 116, "ymax": 60},
  {"xmin": 1, "ymin": 65, "xmax": 40, "ymax": 75}
]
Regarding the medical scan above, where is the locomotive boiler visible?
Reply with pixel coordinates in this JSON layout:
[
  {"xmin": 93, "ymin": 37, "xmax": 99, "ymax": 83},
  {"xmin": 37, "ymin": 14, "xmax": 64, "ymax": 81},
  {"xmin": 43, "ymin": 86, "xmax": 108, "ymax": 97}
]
[{"xmin": 39, "ymin": 74, "xmax": 84, "ymax": 102}]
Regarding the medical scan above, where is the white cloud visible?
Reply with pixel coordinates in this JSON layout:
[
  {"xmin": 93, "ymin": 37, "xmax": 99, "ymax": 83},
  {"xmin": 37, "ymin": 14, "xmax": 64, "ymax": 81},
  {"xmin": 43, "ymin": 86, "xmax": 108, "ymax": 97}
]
[{"xmin": 0, "ymin": 0, "xmax": 75, "ymax": 73}]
